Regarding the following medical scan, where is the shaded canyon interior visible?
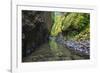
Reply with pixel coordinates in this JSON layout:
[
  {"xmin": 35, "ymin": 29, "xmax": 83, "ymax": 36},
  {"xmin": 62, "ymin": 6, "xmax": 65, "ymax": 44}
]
[
  {"xmin": 22, "ymin": 11, "xmax": 52, "ymax": 57},
  {"xmin": 22, "ymin": 10, "xmax": 90, "ymax": 62}
]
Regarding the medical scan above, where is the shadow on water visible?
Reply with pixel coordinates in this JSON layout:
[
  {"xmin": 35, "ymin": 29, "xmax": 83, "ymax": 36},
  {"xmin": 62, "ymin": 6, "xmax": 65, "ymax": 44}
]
[{"xmin": 22, "ymin": 35, "xmax": 90, "ymax": 62}]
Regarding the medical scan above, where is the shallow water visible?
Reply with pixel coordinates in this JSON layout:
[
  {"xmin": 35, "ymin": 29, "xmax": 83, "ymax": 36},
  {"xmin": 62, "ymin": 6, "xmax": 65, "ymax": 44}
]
[{"xmin": 22, "ymin": 38, "xmax": 90, "ymax": 62}]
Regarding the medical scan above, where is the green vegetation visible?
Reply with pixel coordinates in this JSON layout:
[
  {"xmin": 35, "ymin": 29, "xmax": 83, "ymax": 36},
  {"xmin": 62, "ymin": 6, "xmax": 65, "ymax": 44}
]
[
  {"xmin": 50, "ymin": 12, "xmax": 65, "ymax": 36},
  {"xmin": 22, "ymin": 11, "xmax": 90, "ymax": 62},
  {"xmin": 50, "ymin": 12, "xmax": 90, "ymax": 57}
]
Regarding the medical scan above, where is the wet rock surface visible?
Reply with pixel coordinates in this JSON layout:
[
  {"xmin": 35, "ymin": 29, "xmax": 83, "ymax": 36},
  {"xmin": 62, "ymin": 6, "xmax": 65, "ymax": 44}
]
[
  {"xmin": 23, "ymin": 35, "xmax": 90, "ymax": 62},
  {"xmin": 55, "ymin": 35, "xmax": 90, "ymax": 56},
  {"xmin": 22, "ymin": 11, "xmax": 90, "ymax": 62}
]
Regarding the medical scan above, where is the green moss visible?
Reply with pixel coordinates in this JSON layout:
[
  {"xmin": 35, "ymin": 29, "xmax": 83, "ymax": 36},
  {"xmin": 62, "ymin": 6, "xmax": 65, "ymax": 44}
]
[
  {"xmin": 49, "ymin": 12, "xmax": 90, "ymax": 58},
  {"xmin": 74, "ymin": 25, "xmax": 90, "ymax": 41},
  {"xmin": 62, "ymin": 13, "xmax": 78, "ymax": 31},
  {"xmin": 50, "ymin": 12, "xmax": 65, "ymax": 36},
  {"xmin": 61, "ymin": 13, "xmax": 90, "ymax": 40}
]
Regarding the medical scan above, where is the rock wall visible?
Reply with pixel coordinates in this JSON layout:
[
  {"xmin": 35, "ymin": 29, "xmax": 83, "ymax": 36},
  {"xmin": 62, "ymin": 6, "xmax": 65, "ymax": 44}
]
[{"xmin": 22, "ymin": 10, "xmax": 52, "ymax": 57}]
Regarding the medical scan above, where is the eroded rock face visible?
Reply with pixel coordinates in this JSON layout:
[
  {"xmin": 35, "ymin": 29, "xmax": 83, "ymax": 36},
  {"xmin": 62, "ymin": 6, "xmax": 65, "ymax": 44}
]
[{"xmin": 22, "ymin": 11, "xmax": 52, "ymax": 57}]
